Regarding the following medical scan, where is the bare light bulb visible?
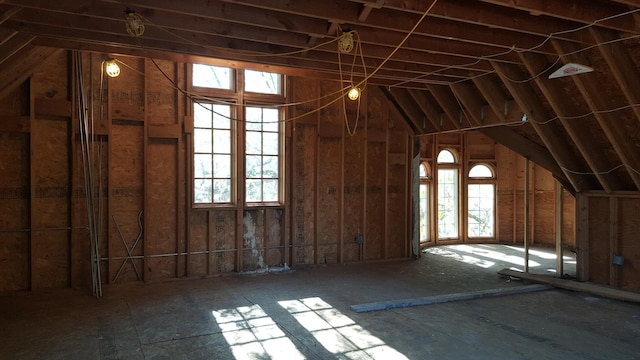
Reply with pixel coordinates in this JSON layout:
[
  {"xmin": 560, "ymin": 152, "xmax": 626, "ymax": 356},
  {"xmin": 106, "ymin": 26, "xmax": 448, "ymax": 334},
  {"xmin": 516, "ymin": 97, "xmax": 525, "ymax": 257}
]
[
  {"xmin": 347, "ymin": 87, "xmax": 360, "ymax": 101},
  {"xmin": 105, "ymin": 60, "xmax": 120, "ymax": 78}
]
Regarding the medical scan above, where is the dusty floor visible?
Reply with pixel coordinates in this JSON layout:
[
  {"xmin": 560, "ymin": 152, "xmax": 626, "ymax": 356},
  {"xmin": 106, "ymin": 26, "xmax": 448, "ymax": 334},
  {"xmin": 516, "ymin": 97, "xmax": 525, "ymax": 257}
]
[{"xmin": 2, "ymin": 244, "xmax": 639, "ymax": 360}]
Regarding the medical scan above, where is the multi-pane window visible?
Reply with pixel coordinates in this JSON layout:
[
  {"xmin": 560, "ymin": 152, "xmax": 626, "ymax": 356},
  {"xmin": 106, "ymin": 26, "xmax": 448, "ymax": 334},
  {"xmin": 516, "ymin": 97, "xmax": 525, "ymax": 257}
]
[
  {"xmin": 419, "ymin": 163, "xmax": 430, "ymax": 242},
  {"xmin": 437, "ymin": 150, "xmax": 459, "ymax": 239},
  {"xmin": 468, "ymin": 164, "xmax": 495, "ymax": 238},
  {"xmin": 245, "ymin": 106, "xmax": 280, "ymax": 203},
  {"xmin": 194, "ymin": 103, "xmax": 233, "ymax": 203},
  {"xmin": 192, "ymin": 64, "xmax": 283, "ymax": 205}
]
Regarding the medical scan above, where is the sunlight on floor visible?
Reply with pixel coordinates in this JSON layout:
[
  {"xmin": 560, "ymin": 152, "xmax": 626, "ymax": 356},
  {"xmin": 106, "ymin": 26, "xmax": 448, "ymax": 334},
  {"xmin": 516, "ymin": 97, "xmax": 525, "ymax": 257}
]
[
  {"xmin": 211, "ymin": 304, "xmax": 305, "ymax": 360},
  {"xmin": 211, "ymin": 298, "xmax": 409, "ymax": 360},
  {"xmin": 423, "ymin": 244, "xmax": 577, "ymax": 277},
  {"xmin": 422, "ymin": 247, "xmax": 495, "ymax": 268},
  {"xmin": 278, "ymin": 297, "xmax": 410, "ymax": 360},
  {"xmin": 505, "ymin": 245, "xmax": 574, "ymax": 260}
]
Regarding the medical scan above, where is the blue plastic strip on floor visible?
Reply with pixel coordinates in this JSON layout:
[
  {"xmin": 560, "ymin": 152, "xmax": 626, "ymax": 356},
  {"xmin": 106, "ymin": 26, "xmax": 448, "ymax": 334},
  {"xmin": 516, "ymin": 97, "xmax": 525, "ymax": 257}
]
[{"xmin": 350, "ymin": 284, "xmax": 553, "ymax": 313}]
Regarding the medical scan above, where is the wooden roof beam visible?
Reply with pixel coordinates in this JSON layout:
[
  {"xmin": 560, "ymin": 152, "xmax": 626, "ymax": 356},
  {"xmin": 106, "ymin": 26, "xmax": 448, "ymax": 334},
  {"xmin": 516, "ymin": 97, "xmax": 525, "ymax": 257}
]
[
  {"xmin": 349, "ymin": 0, "xmax": 595, "ymax": 43},
  {"xmin": 551, "ymin": 39, "xmax": 640, "ymax": 191},
  {"xmin": 450, "ymin": 82, "xmax": 508, "ymax": 128},
  {"xmin": 2, "ymin": 20, "xmax": 478, "ymax": 86},
  {"xmin": 3, "ymin": 10, "xmax": 507, "ymax": 75},
  {"xmin": 357, "ymin": 0, "xmax": 384, "ymax": 22},
  {"xmin": 519, "ymin": 51, "xmax": 623, "ymax": 192},
  {"xmin": 100, "ymin": 0, "xmax": 562, "ymax": 56},
  {"xmin": 379, "ymin": 86, "xmax": 422, "ymax": 134},
  {"xmin": 478, "ymin": 125, "xmax": 573, "ymax": 194},
  {"xmin": 386, "ymin": 87, "xmax": 432, "ymax": 134},
  {"xmin": 491, "ymin": 61, "xmax": 596, "ymax": 193},
  {"xmin": 0, "ymin": 5, "xmax": 21, "ymax": 24},
  {"xmin": 476, "ymin": 0, "xmax": 640, "ymax": 35},
  {"xmin": 472, "ymin": 73, "xmax": 522, "ymax": 126},
  {"xmin": 589, "ymin": 27, "xmax": 640, "ymax": 126},
  {"xmin": 426, "ymin": 84, "xmax": 471, "ymax": 131},
  {"xmin": 407, "ymin": 89, "xmax": 444, "ymax": 133}
]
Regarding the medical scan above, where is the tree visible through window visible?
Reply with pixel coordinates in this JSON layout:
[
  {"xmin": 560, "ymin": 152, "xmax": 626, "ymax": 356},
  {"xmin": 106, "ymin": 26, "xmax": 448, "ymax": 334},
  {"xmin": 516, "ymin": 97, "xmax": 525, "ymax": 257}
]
[
  {"xmin": 192, "ymin": 65, "xmax": 283, "ymax": 205},
  {"xmin": 468, "ymin": 164, "xmax": 495, "ymax": 238},
  {"xmin": 194, "ymin": 103, "xmax": 232, "ymax": 203},
  {"xmin": 245, "ymin": 106, "xmax": 279, "ymax": 202},
  {"xmin": 437, "ymin": 150, "xmax": 458, "ymax": 239},
  {"xmin": 419, "ymin": 163, "xmax": 429, "ymax": 241}
]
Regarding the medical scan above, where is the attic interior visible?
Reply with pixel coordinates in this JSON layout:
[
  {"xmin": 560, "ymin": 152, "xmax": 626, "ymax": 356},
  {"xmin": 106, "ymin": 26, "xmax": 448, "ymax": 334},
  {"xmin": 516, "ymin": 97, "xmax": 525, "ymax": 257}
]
[{"xmin": 1, "ymin": 1, "xmax": 640, "ymax": 358}]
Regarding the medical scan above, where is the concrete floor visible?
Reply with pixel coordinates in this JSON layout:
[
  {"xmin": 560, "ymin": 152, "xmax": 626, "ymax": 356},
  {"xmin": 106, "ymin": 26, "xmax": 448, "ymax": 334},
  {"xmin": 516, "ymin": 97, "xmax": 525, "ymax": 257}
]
[{"xmin": 2, "ymin": 244, "xmax": 639, "ymax": 360}]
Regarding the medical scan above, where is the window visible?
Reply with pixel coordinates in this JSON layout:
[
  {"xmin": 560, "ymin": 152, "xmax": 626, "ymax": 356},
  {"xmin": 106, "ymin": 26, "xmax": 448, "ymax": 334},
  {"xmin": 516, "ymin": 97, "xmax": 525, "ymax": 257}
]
[
  {"xmin": 245, "ymin": 106, "xmax": 280, "ymax": 202},
  {"xmin": 437, "ymin": 150, "xmax": 458, "ymax": 239},
  {"xmin": 192, "ymin": 64, "xmax": 232, "ymax": 89},
  {"xmin": 468, "ymin": 164, "xmax": 495, "ymax": 238},
  {"xmin": 244, "ymin": 69, "xmax": 281, "ymax": 95},
  {"xmin": 192, "ymin": 65, "xmax": 284, "ymax": 205},
  {"xmin": 194, "ymin": 103, "xmax": 233, "ymax": 203},
  {"xmin": 419, "ymin": 163, "xmax": 430, "ymax": 242}
]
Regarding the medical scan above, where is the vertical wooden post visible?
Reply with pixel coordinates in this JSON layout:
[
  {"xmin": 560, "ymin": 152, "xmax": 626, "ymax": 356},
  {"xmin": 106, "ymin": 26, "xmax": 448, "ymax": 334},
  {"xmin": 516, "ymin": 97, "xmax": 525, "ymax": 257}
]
[
  {"xmin": 283, "ymin": 93, "xmax": 292, "ymax": 267},
  {"xmin": 143, "ymin": 59, "xmax": 149, "ymax": 282},
  {"xmin": 383, "ymin": 112, "xmax": 389, "ymax": 258},
  {"xmin": 184, "ymin": 64, "xmax": 194, "ymax": 276},
  {"xmin": 530, "ymin": 163, "xmax": 536, "ymax": 245},
  {"xmin": 339, "ymin": 101, "xmax": 345, "ymax": 264},
  {"xmin": 576, "ymin": 193, "xmax": 589, "ymax": 282},
  {"xmin": 105, "ymin": 57, "xmax": 114, "ymax": 284},
  {"xmin": 235, "ymin": 70, "xmax": 245, "ymax": 272},
  {"xmin": 175, "ymin": 62, "xmax": 185, "ymax": 278},
  {"xmin": 69, "ymin": 52, "xmax": 78, "ymax": 288},
  {"xmin": 29, "ymin": 77, "xmax": 35, "ymax": 290},
  {"xmin": 609, "ymin": 197, "xmax": 618, "ymax": 287},
  {"xmin": 555, "ymin": 181, "xmax": 564, "ymax": 277},
  {"xmin": 524, "ymin": 158, "xmax": 530, "ymax": 273}
]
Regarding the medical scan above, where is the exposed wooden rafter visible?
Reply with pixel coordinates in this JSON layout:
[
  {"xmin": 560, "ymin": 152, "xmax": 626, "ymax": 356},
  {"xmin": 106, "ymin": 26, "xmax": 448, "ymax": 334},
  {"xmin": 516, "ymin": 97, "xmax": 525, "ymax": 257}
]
[{"xmin": 0, "ymin": 0, "xmax": 637, "ymax": 192}]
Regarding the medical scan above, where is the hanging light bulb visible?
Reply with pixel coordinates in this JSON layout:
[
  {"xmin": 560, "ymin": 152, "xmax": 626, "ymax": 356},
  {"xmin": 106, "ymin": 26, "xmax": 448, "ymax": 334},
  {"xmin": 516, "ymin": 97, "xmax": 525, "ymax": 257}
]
[
  {"xmin": 347, "ymin": 86, "xmax": 360, "ymax": 101},
  {"xmin": 338, "ymin": 31, "xmax": 354, "ymax": 54},
  {"xmin": 125, "ymin": 9, "xmax": 145, "ymax": 37},
  {"xmin": 104, "ymin": 59, "xmax": 120, "ymax": 78}
]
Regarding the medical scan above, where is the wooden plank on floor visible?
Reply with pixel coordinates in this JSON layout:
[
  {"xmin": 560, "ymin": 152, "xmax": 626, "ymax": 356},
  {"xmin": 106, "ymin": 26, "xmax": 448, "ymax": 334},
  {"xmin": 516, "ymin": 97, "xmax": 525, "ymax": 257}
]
[
  {"xmin": 498, "ymin": 268, "xmax": 640, "ymax": 303},
  {"xmin": 350, "ymin": 284, "xmax": 552, "ymax": 313}
]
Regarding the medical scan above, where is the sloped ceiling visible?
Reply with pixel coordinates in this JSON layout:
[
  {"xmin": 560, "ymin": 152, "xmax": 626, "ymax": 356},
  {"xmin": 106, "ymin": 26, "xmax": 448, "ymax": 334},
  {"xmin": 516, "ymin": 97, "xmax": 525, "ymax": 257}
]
[{"xmin": 1, "ymin": 0, "xmax": 640, "ymax": 194}]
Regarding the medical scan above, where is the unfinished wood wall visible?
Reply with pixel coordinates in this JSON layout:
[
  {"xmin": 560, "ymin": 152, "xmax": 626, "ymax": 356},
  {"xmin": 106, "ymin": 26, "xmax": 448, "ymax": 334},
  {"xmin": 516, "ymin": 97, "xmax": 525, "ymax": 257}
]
[
  {"xmin": 0, "ymin": 51, "xmax": 414, "ymax": 292},
  {"xmin": 577, "ymin": 192, "xmax": 640, "ymax": 292},
  {"xmin": 0, "ymin": 50, "xmax": 585, "ymax": 293}
]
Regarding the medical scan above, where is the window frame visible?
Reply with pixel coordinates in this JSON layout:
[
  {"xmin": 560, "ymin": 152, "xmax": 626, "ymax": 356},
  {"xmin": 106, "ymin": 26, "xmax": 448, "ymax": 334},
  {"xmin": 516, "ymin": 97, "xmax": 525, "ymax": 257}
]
[
  {"xmin": 190, "ymin": 64, "xmax": 286, "ymax": 208},
  {"xmin": 467, "ymin": 163, "xmax": 497, "ymax": 239},
  {"xmin": 436, "ymin": 149, "xmax": 460, "ymax": 241},
  {"xmin": 419, "ymin": 162, "xmax": 432, "ymax": 243}
]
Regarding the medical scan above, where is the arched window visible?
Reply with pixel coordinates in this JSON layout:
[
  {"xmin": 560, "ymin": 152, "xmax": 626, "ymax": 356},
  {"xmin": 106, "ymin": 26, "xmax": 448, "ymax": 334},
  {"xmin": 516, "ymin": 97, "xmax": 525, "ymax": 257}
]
[
  {"xmin": 437, "ymin": 150, "xmax": 455, "ymax": 164},
  {"xmin": 419, "ymin": 163, "xmax": 430, "ymax": 242},
  {"xmin": 468, "ymin": 164, "xmax": 495, "ymax": 238},
  {"xmin": 437, "ymin": 150, "xmax": 459, "ymax": 239}
]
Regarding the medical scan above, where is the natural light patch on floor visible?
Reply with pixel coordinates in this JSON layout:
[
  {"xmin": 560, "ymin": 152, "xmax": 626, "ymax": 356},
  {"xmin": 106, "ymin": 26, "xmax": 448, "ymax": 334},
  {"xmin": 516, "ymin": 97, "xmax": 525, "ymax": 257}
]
[
  {"xmin": 505, "ymin": 245, "xmax": 574, "ymax": 260},
  {"xmin": 211, "ymin": 304, "xmax": 305, "ymax": 360},
  {"xmin": 278, "ymin": 297, "xmax": 409, "ymax": 360},
  {"xmin": 450, "ymin": 244, "xmax": 542, "ymax": 267},
  {"xmin": 422, "ymin": 247, "xmax": 495, "ymax": 268}
]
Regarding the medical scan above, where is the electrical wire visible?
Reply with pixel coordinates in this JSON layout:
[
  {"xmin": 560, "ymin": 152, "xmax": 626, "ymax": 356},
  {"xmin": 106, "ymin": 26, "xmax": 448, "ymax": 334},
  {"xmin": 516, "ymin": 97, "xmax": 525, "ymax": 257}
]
[
  {"xmin": 391, "ymin": 7, "xmax": 640, "ymax": 87},
  {"xmin": 116, "ymin": 0, "xmax": 438, "ymax": 127},
  {"xmin": 119, "ymin": 1, "xmax": 640, "ymax": 180},
  {"xmin": 136, "ymin": 13, "xmax": 344, "ymax": 59},
  {"xmin": 338, "ymin": 30, "xmax": 367, "ymax": 136}
]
